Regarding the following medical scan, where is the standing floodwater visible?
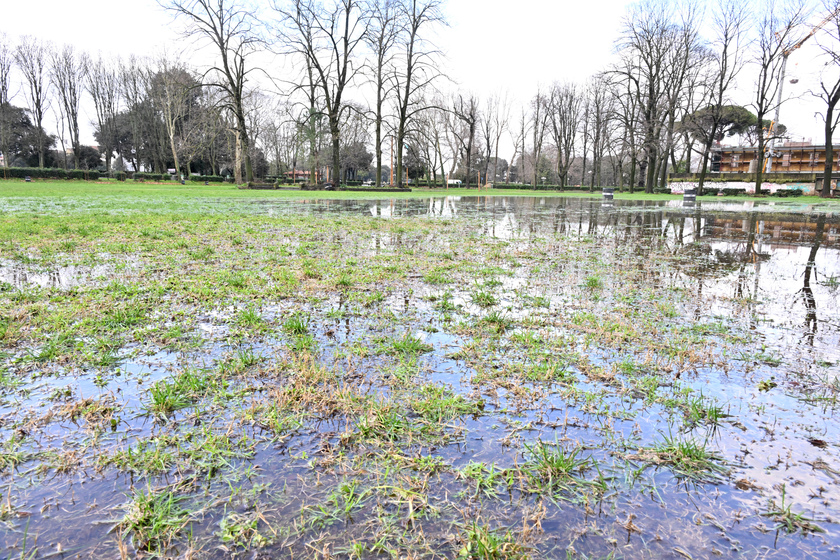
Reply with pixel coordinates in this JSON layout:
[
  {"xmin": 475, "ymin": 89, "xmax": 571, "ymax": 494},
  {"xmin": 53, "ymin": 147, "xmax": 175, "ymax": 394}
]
[{"xmin": 0, "ymin": 195, "xmax": 838, "ymax": 559}]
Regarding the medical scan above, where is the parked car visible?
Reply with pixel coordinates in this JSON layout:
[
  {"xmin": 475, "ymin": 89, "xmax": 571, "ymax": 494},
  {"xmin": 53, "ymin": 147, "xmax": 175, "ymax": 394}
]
[
  {"xmin": 362, "ymin": 180, "xmax": 374, "ymax": 186},
  {"xmin": 447, "ymin": 179, "xmax": 462, "ymax": 186}
]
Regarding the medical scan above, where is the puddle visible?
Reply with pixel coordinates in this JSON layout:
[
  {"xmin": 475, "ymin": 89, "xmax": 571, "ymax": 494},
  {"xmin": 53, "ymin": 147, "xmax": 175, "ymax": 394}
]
[{"xmin": 0, "ymin": 195, "xmax": 839, "ymax": 558}]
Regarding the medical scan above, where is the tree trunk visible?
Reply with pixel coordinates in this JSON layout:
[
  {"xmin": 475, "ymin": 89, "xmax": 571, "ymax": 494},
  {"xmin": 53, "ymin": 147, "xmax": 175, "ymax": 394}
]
[
  {"xmin": 234, "ymin": 129, "xmax": 243, "ymax": 184},
  {"xmin": 396, "ymin": 125, "xmax": 405, "ymax": 189},
  {"xmin": 330, "ymin": 118, "xmax": 340, "ymax": 187},
  {"xmin": 168, "ymin": 131, "xmax": 181, "ymax": 182},
  {"xmin": 823, "ymin": 100, "xmax": 837, "ymax": 198},
  {"xmin": 375, "ymin": 64, "xmax": 384, "ymax": 188}
]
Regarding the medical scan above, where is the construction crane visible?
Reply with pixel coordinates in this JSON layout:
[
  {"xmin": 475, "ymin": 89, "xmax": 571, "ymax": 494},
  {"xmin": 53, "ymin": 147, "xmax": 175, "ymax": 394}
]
[{"xmin": 766, "ymin": 8, "xmax": 840, "ymax": 172}]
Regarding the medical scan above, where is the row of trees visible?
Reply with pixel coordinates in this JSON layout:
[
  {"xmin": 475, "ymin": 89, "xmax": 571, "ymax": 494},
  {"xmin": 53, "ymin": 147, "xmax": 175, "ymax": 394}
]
[
  {"xmin": 1, "ymin": 0, "xmax": 839, "ymax": 197},
  {"xmin": 460, "ymin": 0, "xmax": 839, "ymax": 198},
  {"xmin": 496, "ymin": 0, "xmax": 836, "ymax": 197}
]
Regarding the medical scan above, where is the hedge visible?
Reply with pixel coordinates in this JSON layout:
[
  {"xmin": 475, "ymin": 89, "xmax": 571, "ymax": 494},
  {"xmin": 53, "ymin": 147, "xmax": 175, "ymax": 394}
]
[
  {"xmin": 188, "ymin": 175, "xmax": 225, "ymax": 183},
  {"xmin": 770, "ymin": 188, "xmax": 805, "ymax": 197},
  {"xmin": 0, "ymin": 167, "xmax": 100, "ymax": 180},
  {"xmin": 133, "ymin": 172, "xmax": 168, "ymax": 182},
  {"xmin": 492, "ymin": 183, "xmax": 602, "ymax": 191},
  {"xmin": 720, "ymin": 188, "xmax": 748, "ymax": 196}
]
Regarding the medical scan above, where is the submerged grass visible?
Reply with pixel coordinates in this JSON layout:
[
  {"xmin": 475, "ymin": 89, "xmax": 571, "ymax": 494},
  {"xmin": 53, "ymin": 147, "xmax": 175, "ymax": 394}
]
[{"xmin": 0, "ymin": 189, "xmax": 836, "ymax": 559}]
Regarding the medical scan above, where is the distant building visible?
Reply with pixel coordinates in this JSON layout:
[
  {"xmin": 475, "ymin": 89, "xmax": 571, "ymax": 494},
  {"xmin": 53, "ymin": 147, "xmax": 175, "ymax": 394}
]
[
  {"xmin": 712, "ymin": 142, "xmax": 840, "ymax": 173},
  {"xmin": 285, "ymin": 169, "xmax": 322, "ymax": 182}
]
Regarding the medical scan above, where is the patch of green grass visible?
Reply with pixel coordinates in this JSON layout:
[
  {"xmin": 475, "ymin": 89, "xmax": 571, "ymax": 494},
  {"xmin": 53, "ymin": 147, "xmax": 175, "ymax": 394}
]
[
  {"xmin": 524, "ymin": 440, "xmax": 594, "ymax": 489},
  {"xmin": 105, "ymin": 439, "xmax": 175, "ymax": 474},
  {"xmin": 424, "ymin": 268, "xmax": 451, "ymax": 284},
  {"xmin": 218, "ymin": 511, "xmax": 270, "ymax": 548},
  {"xmin": 434, "ymin": 290, "xmax": 457, "ymax": 312},
  {"xmin": 0, "ymin": 435, "xmax": 31, "ymax": 473},
  {"xmin": 685, "ymin": 393, "xmax": 726, "ymax": 426},
  {"xmin": 235, "ymin": 306, "xmax": 266, "ymax": 331},
  {"xmin": 411, "ymin": 384, "xmax": 484, "ymax": 423},
  {"xmin": 524, "ymin": 360, "xmax": 574, "ymax": 383},
  {"xmin": 282, "ymin": 312, "xmax": 310, "ymax": 336},
  {"xmin": 146, "ymin": 368, "xmax": 225, "ymax": 417},
  {"xmin": 335, "ymin": 272, "xmax": 353, "ymax": 288},
  {"xmin": 26, "ymin": 331, "xmax": 76, "ymax": 363},
  {"xmin": 584, "ymin": 275, "xmax": 603, "ymax": 289},
  {"xmin": 645, "ymin": 434, "xmax": 727, "ymax": 481},
  {"xmin": 482, "ymin": 310, "xmax": 512, "ymax": 333},
  {"xmin": 218, "ymin": 348, "xmax": 263, "ymax": 376},
  {"xmin": 224, "ymin": 272, "xmax": 248, "ymax": 289},
  {"xmin": 761, "ymin": 484, "xmax": 825, "ymax": 535},
  {"xmin": 458, "ymin": 462, "xmax": 510, "ymax": 498},
  {"xmin": 187, "ymin": 246, "xmax": 215, "ymax": 260},
  {"xmin": 458, "ymin": 522, "xmax": 528, "ymax": 559},
  {"xmin": 306, "ymin": 480, "xmax": 371, "ymax": 529},
  {"xmin": 383, "ymin": 333, "xmax": 433, "ymax": 356},
  {"xmin": 471, "ymin": 290, "xmax": 497, "ymax": 308},
  {"xmin": 119, "ymin": 487, "xmax": 190, "ymax": 553}
]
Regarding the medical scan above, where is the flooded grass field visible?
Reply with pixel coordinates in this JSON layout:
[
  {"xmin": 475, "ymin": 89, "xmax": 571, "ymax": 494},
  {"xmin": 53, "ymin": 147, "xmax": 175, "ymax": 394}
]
[{"xmin": 0, "ymin": 194, "xmax": 838, "ymax": 559}]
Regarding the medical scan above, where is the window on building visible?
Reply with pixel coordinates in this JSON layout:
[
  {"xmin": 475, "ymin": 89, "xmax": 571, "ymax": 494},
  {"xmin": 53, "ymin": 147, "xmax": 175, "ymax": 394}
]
[
  {"xmin": 782, "ymin": 153, "xmax": 791, "ymax": 167},
  {"xmin": 810, "ymin": 152, "xmax": 816, "ymax": 166},
  {"xmin": 732, "ymin": 153, "xmax": 740, "ymax": 168}
]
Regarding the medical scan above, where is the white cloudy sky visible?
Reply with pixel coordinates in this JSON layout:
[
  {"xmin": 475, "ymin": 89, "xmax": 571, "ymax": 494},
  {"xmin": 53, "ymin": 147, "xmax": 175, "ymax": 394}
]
[{"xmin": 0, "ymin": 0, "xmax": 834, "ymax": 152}]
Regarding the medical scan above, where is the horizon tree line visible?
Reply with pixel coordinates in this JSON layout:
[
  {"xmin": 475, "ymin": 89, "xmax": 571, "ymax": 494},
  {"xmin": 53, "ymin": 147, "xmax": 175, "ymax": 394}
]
[{"xmin": 0, "ymin": 0, "xmax": 838, "ymax": 197}]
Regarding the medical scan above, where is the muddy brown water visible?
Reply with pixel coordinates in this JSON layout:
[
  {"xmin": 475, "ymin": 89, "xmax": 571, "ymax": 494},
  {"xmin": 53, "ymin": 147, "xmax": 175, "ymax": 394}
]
[{"xmin": 1, "ymin": 196, "xmax": 839, "ymax": 559}]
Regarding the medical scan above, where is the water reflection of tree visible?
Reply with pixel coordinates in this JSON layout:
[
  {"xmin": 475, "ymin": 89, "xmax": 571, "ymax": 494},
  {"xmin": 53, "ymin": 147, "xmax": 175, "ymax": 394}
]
[{"xmin": 799, "ymin": 214, "xmax": 826, "ymax": 346}]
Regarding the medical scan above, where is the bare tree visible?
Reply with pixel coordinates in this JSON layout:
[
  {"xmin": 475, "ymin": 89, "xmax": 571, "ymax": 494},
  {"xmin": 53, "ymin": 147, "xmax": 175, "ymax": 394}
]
[
  {"xmin": 688, "ymin": 0, "xmax": 747, "ymax": 194},
  {"xmin": 815, "ymin": 0, "xmax": 840, "ymax": 197},
  {"xmin": 657, "ymin": 5, "xmax": 705, "ymax": 190},
  {"xmin": 87, "ymin": 55, "xmax": 121, "ymax": 174},
  {"xmin": 15, "ymin": 37, "xmax": 52, "ymax": 168},
  {"xmin": 392, "ymin": 0, "xmax": 444, "ymax": 189},
  {"xmin": 0, "ymin": 33, "xmax": 14, "ymax": 169},
  {"xmin": 451, "ymin": 93, "xmax": 478, "ymax": 187},
  {"xmin": 479, "ymin": 95, "xmax": 494, "ymax": 184},
  {"xmin": 489, "ymin": 91, "xmax": 510, "ymax": 183},
  {"xmin": 585, "ymin": 75, "xmax": 615, "ymax": 190},
  {"xmin": 578, "ymin": 91, "xmax": 590, "ymax": 186},
  {"xmin": 616, "ymin": 0, "xmax": 674, "ymax": 192},
  {"xmin": 180, "ymin": 85, "xmax": 221, "ymax": 175},
  {"xmin": 427, "ymin": 98, "xmax": 450, "ymax": 185},
  {"xmin": 751, "ymin": 0, "xmax": 809, "ymax": 194},
  {"xmin": 163, "ymin": 0, "xmax": 261, "ymax": 184},
  {"xmin": 610, "ymin": 54, "xmax": 642, "ymax": 192},
  {"xmin": 120, "ymin": 56, "xmax": 148, "ymax": 172},
  {"xmin": 365, "ymin": 0, "xmax": 399, "ymax": 187},
  {"xmin": 548, "ymin": 81, "xmax": 581, "ymax": 190},
  {"xmin": 51, "ymin": 45, "xmax": 88, "ymax": 170},
  {"xmin": 530, "ymin": 90, "xmax": 548, "ymax": 187},
  {"xmin": 275, "ymin": 0, "xmax": 368, "ymax": 186},
  {"xmin": 507, "ymin": 107, "xmax": 526, "ymax": 183},
  {"xmin": 151, "ymin": 56, "xmax": 195, "ymax": 179}
]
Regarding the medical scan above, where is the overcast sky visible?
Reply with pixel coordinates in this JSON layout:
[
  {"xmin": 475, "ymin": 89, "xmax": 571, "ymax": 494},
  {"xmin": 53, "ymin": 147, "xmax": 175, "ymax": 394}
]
[{"xmin": 0, "ymin": 0, "xmax": 834, "ymax": 154}]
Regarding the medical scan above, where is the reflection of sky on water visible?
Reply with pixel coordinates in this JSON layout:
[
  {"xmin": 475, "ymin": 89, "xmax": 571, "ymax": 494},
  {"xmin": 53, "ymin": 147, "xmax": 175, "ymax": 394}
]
[{"xmin": 0, "ymin": 259, "xmax": 139, "ymax": 290}]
